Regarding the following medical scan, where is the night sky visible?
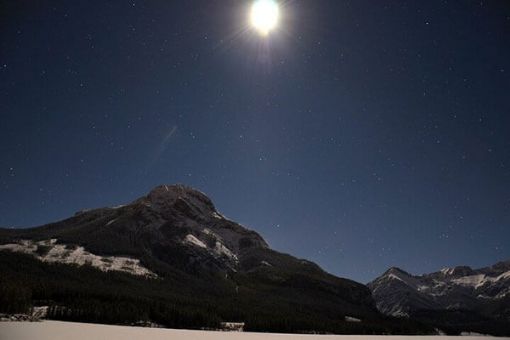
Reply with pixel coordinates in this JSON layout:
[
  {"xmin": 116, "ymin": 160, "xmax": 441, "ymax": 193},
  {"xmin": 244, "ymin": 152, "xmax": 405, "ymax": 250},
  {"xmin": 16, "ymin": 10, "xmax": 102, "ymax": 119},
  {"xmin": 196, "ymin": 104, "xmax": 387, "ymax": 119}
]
[{"xmin": 1, "ymin": 1, "xmax": 509, "ymax": 283}]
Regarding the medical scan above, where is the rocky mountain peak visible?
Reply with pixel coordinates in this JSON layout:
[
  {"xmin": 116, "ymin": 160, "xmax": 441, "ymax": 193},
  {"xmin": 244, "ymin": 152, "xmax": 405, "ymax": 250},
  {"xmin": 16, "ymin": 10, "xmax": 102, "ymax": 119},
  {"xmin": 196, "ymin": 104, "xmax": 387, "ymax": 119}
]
[
  {"xmin": 147, "ymin": 185, "xmax": 215, "ymax": 208},
  {"xmin": 439, "ymin": 265, "xmax": 474, "ymax": 277},
  {"xmin": 490, "ymin": 260, "xmax": 510, "ymax": 272},
  {"xmin": 383, "ymin": 267, "xmax": 411, "ymax": 277},
  {"xmin": 130, "ymin": 185, "xmax": 270, "ymax": 263},
  {"xmin": 134, "ymin": 184, "xmax": 217, "ymax": 219}
]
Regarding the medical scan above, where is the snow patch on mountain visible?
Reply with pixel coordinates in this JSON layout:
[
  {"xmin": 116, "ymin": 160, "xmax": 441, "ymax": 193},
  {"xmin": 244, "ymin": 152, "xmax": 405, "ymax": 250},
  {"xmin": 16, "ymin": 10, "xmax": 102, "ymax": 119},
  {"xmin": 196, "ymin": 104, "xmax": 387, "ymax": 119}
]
[
  {"xmin": 105, "ymin": 218, "xmax": 117, "ymax": 226},
  {"xmin": 453, "ymin": 271, "xmax": 510, "ymax": 289},
  {"xmin": 183, "ymin": 231, "xmax": 238, "ymax": 265},
  {"xmin": 0, "ymin": 239, "xmax": 156, "ymax": 278},
  {"xmin": 440, "ymin": 267, "xmax": 456, "ymax": 276},
  {"xmin": 185, "ymin": 234, "xmax": 207, "ymax": 248},
  {"xmin": 211, "ymin": 212, "xmax": 224, "ymax": 220},
  {"xmin": 213, "ymin": 241, "xmax": 238, "ymax": 262},
  {"xmin": 452, "ymin": 274, "xmax": 487, "ymax": 288}
]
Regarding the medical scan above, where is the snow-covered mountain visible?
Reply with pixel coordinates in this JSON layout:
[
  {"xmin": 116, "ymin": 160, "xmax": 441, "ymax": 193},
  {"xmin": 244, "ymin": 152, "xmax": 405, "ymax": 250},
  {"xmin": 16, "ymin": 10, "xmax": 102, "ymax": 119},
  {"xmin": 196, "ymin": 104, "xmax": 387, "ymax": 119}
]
[
  {"xmin": 2, "ymin": 185, "xmax": 507, "ymax": 335},
  {"xmin": 0, "ymin": 185, "xmax": 271, "ymax": 275},
  {"xmin": 0, "ymin": 185, "xmax": 382, "ymax": 334},
  {"xmin": 368, "ymin": 261, "xmax": 510, "ymax": 321}
]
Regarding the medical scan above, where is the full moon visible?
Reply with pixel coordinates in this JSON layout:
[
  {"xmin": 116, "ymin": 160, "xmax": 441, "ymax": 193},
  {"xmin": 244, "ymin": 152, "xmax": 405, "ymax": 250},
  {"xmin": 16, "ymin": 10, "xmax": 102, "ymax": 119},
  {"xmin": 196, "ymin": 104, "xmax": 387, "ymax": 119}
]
[{"xmin": 250, "ymin": 0, "xmax": 279, "ymax": 36}]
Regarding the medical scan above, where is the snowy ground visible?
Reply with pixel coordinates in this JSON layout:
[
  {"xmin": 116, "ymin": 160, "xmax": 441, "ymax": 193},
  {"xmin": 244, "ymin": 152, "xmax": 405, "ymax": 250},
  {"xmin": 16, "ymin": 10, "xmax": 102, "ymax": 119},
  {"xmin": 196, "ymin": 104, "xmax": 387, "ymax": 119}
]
[{"xmin": 0, "ymin": 321, "xmax": 497, "ymax": 340}]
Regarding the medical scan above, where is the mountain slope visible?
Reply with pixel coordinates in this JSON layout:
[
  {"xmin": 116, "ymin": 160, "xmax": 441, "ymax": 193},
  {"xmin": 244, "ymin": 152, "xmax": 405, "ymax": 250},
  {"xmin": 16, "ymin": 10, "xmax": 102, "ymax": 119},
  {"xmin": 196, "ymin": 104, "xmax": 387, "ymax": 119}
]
[
  {"xmin": 0, "ymin": 185, "xmax": 409, "ymax": 334},
  {"xmin": 368, "ymin": 262, "xmax": 510, "ymax": 335}
]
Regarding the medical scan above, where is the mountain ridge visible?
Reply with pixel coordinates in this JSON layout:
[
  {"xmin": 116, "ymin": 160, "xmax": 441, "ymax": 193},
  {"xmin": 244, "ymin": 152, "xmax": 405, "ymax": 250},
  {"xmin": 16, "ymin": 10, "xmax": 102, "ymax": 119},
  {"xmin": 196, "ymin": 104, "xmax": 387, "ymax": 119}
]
[
  {"xmin": 0, "ymin": 184, "xmax": 397, "ymax": 334},
  {"xmin": 368, "ymin": 260, "xmax": 510, "ymax": 335},
  {"xmin": 2, "ymin": 184, "xmax": 508, "ymax": 335}
]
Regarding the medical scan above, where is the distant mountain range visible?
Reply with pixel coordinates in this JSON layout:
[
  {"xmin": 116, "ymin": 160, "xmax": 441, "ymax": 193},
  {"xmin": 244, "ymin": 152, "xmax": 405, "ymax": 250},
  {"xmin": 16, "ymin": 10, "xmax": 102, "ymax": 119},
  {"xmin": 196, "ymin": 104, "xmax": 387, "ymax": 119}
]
[
  {"xmin": 369, "ymin": 261, "xmax": 510, "ymax": 335},
  {"xmin": 0, "ymin": 184, "xmax": 508, "ymax": 335}
]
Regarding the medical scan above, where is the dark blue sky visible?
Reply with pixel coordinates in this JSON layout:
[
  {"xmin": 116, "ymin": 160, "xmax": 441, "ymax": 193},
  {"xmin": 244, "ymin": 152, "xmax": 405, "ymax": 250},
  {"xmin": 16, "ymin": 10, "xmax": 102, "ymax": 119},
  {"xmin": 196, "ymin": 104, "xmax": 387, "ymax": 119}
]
[{"xmin": 1, "ymin": 1, "xmax": 509, "ymax": 283}]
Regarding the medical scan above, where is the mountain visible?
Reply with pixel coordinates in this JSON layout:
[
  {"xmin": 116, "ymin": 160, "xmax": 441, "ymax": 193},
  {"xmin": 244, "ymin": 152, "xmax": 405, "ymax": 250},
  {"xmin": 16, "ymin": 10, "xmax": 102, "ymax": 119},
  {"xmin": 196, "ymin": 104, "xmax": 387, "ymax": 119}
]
[
  {"xmin": 0, "ymin": 185, "xmax": 422, "ymax": 334},
  {"xmin": 368, "ymin": 262, "xmax": 510, "ymax": 335}
]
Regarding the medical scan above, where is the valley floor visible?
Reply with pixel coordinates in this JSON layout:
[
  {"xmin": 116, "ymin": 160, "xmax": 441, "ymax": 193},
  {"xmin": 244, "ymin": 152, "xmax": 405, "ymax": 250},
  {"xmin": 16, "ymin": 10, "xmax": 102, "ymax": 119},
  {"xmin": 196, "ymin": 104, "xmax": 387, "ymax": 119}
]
[{"xmin": 0, "ymin": 321, "xmax": 498, "ymax": 340}]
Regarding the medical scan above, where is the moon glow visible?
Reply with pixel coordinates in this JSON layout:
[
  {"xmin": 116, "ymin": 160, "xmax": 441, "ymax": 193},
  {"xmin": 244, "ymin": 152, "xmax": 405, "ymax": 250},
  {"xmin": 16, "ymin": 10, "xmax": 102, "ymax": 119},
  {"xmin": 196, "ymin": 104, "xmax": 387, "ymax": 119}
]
[{"xmin": 250, "ymin": 0, "xmax": 280, "ymax": 36}]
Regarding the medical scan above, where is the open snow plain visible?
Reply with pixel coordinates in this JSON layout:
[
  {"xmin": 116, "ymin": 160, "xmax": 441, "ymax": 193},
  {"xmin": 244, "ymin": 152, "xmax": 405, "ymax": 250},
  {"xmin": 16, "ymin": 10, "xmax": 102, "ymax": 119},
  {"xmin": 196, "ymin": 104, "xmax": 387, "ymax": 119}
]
[{"xmin": 0, "ymin": 321, "xmax": 501, "ymax": 340}]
